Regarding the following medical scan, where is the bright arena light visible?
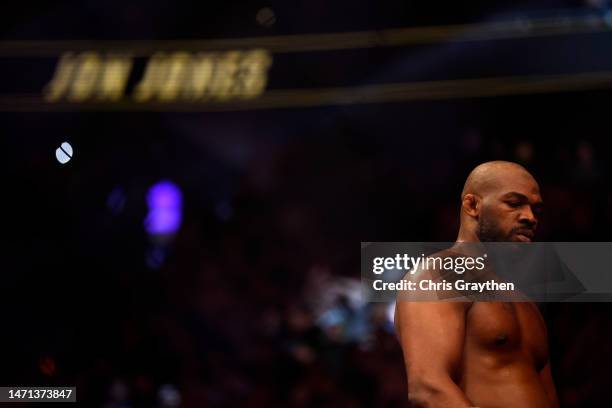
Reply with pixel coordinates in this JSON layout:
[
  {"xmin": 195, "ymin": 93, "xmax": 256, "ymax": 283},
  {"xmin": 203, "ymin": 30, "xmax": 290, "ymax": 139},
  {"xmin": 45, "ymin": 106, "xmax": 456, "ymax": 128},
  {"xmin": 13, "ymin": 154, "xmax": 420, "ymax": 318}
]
[{"xmin": 55, "ymin": 141, "xmax": 73, "ymax": 164}]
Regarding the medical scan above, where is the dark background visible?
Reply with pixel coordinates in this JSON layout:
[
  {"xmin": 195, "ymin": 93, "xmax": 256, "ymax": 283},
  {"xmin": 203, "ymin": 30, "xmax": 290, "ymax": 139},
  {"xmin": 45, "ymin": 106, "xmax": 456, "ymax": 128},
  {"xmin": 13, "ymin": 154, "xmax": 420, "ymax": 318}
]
[{"xmin": 3, "ymin": 0, "xmax": 612, "ymax": 406}]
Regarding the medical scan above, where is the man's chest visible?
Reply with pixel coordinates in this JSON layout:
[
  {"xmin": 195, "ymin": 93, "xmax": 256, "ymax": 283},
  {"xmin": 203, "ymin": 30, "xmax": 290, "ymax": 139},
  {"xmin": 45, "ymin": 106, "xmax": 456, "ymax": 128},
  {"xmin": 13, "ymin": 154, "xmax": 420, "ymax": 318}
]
[{"xmin": 466, "ymin": 302, "xmax": 549, "ymax": 369}]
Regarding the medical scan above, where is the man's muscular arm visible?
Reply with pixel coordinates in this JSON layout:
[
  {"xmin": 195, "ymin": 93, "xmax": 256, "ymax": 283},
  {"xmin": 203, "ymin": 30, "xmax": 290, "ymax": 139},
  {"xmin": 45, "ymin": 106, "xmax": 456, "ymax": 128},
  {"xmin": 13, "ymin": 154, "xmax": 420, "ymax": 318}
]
[{"xmin": 395, "ymin": 300, "xmax": 472, "ymax": 407}]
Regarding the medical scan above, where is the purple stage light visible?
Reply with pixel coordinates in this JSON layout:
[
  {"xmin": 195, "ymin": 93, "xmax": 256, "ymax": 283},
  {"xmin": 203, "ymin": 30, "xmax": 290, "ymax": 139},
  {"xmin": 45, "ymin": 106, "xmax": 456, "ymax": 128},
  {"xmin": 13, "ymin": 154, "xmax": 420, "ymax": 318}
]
[{"xmin": 144, "ymin": 180, "xmax": 183, "ymax": 235}]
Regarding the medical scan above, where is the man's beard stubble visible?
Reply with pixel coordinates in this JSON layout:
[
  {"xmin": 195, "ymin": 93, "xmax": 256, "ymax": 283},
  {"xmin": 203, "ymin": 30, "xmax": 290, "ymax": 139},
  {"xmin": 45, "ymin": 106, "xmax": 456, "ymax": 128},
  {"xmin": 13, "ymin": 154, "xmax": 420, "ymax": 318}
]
[
  {"xmin": 477, "ymin": 211, "xmax": 535, "ymax": 242},
  {"xmin": 477, "ymin": 212, "xmax": 510, "ymax": 242}
]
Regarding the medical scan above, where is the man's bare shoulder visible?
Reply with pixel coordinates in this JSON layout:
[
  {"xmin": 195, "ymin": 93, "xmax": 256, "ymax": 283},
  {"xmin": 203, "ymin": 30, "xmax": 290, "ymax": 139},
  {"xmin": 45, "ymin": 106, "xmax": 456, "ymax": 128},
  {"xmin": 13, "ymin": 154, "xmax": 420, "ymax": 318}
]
[{"xmin": 396, "ymin": 248, "xmax": 473, "ymax": 302}]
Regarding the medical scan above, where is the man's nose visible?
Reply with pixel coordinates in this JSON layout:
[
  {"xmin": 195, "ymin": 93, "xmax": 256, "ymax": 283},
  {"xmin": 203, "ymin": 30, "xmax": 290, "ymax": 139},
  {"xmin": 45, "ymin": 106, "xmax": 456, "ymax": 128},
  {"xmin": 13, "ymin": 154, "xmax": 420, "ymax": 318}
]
[{"xmin": 519, "ymin": 206, "xmax": 537, "ymax": 227}]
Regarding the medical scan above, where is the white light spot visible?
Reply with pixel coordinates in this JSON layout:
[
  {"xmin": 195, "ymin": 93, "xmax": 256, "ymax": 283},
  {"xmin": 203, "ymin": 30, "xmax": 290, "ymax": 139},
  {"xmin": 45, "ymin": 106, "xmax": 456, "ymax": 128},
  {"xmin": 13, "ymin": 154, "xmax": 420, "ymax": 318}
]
[{"xmin": 55, "ymin": 141, "xmax": 73, "ymax": 164}]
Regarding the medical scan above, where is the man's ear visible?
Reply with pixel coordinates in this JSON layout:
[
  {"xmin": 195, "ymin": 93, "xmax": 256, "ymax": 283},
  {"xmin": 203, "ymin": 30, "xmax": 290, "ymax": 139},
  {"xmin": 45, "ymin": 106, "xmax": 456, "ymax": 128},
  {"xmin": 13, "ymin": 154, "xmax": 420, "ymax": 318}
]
[{"xmin": 462, "ymin": 194, "xmax": 480, "ymax": 218}]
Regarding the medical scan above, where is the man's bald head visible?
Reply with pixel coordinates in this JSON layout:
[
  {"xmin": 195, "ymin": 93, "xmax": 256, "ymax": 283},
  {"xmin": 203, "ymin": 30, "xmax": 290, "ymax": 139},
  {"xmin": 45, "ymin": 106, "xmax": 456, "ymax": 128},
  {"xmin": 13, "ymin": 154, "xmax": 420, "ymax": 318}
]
[
  {"xmin": 459, "ymin": 161, "xmax": 543, "ymax": 242},
  {"xmin": 461, "ymin": 161, "xmax": 538, "ymax": 200}
]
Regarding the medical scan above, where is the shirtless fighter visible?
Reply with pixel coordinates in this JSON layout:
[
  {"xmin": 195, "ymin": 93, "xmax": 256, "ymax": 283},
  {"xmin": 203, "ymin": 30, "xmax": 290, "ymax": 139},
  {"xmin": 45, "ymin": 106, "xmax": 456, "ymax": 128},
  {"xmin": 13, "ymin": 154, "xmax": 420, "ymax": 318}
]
[{"xmin": 395, "ymin": 161, "xmax": 558, "ymax": 407}]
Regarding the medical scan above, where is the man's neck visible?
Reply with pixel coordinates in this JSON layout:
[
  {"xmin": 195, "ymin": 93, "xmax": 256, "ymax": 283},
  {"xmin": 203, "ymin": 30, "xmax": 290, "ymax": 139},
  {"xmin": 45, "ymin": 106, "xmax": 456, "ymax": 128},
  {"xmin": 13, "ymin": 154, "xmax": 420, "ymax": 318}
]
[{"xmin": 456, "ymin": 225, "xmax": 480, "ymax": 243}]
